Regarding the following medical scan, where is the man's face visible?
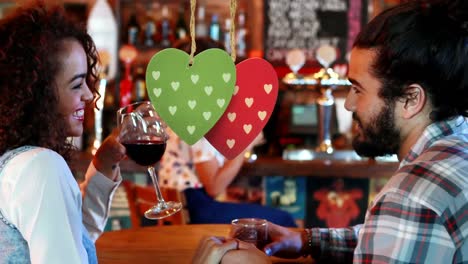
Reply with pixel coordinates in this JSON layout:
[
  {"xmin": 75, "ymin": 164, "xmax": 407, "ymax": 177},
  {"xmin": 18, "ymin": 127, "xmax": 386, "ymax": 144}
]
[{"xmin": 345, "ymin": 48, "xmax": 400, "ymax": 157}]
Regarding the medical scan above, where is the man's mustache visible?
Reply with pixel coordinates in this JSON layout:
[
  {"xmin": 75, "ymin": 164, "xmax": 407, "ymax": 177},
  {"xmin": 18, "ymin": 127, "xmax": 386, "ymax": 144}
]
[{"xmin": 352, "ymin": 113, "xmax": 362, "ymax": 126}]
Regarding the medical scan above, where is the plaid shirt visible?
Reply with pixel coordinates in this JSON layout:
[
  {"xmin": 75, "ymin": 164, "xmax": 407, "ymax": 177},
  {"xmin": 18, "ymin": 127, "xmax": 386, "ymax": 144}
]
[{"xmin": 308, "ymin": 116, "xmax": 468, "ymax": 263}]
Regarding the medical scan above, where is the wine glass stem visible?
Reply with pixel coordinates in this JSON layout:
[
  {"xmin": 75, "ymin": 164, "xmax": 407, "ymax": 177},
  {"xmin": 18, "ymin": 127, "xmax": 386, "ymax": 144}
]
[{"xmin": 147, "ymin": 166, "xmax": 166, "ymax": 204}]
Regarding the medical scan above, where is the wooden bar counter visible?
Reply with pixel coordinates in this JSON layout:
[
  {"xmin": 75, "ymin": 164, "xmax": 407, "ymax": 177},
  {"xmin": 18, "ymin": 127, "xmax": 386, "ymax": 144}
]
[
  {"xmin": 72, "ymin": 151, "xmax": 398, "ymax": 179},
  {"xmin": 96, "ymin": 224, "xmax": 313, "ymax": 264},
  {"xmin": 240, "ymin": 157, "xmax": 398, "ymax": 179}
]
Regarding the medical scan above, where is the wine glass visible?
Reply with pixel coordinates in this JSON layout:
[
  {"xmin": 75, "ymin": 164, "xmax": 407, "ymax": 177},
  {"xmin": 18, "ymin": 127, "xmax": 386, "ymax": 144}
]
[{"xmin": 117, "ymin": 101, "xmax": 182, "ymax": 219}]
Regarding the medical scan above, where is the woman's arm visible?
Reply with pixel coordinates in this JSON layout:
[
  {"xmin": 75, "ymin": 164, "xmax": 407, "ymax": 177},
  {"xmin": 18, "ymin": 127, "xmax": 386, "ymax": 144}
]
[
  {"xmin": 80, "ymin": 132, "xmax": 125, "ymax": 241},
  {"xmin": 195, "ymin": 133, "xmax": 264, "ymax": 197},
  {"xmin": 195, "ymin": 152, "xmax": 245, "ymax": 197}
]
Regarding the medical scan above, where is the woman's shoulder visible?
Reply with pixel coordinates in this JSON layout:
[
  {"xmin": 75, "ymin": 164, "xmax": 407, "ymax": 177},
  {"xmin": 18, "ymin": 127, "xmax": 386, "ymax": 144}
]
[
  {"xmin": 0, "ymin": 146, "xmax": 76, "ymax": 206},
  {"xmin": 2, "ymin": 146, "xmax": 69, "ymax": 181},
  {"xmin": 12, "ymin": 146, "xmax": 65, "ymax": 164}
]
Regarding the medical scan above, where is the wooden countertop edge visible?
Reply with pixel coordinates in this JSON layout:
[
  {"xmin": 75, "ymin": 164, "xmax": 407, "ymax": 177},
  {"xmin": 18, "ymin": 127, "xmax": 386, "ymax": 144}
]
[{"xmin": 71, "ymin": 152, "xmax": 398, "ymax": 179}]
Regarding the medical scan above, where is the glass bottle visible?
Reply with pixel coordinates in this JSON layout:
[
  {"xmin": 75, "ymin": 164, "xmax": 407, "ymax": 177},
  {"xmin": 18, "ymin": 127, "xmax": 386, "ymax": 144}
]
[
  {"xmin": 195, "ymin": 6, "xmax": 208, "ymax": 38},
  {"xmin": 132, "ymin": 65, "xmax": 147, "ymax": 103},
  {"xmin": 144, "ymin": 15, "xmax": 156, "ymax": 47},
  {"xmin": 175, "ymin": 3, "xmax": 188, "ymax": 40},
  {"xmin": 209, "ymin": 14, "xmax": 220, "ymax": 41},
  {"xmin": 223, "ymin": 18, "xmax": 232, "ymax": 54},
  {"xmin": 160, "ymin": 5, "xmax": 172, "ymax": 48},
  {"xmin": 236, "ymin": 11, "xmax": 247, "ymax": 58},
  {"xmin": 127, "ymin": 13, "xmax": 140, "ymax": 45}
]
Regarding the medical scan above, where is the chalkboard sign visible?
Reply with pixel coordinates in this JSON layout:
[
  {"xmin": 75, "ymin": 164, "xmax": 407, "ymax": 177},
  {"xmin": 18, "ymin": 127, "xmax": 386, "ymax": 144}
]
[{"xmin": 264, "ymin": 0, "xmax": 368, "ymax": 67}]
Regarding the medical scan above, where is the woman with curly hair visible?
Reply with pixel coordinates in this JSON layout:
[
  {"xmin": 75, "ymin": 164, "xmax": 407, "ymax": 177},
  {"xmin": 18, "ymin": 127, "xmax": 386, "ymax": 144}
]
[{"xmin": 0, "ymin": 1, "xmax": 125, "ymax": 263}]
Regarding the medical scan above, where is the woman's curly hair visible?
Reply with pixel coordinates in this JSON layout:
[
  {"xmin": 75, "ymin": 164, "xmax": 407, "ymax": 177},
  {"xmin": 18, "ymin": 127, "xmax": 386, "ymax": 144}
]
[{"xmin": 0, "ymin": 1, "xmax": 99, "ymax": 161}]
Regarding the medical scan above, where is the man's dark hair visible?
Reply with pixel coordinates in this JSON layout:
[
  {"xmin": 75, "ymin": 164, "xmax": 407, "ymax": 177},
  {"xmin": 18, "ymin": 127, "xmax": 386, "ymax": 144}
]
[{"xmin": 354, "ymin": 0, "xmax": 468, "ymax": 121}]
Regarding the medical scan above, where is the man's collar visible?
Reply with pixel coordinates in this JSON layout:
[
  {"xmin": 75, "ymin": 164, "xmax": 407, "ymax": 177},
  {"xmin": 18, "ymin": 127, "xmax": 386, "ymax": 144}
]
[{"xmin": 400, "ymin": 116, "xmax": 467, "ymax": 167}]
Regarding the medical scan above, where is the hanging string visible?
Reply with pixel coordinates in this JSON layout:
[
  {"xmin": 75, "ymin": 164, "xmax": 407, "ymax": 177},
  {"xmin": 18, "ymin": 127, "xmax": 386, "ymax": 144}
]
[
  {"xmin": 189, "ymin": 0, "xmax": 197, "ymax": 65},
  {"xmin": 229, "ymin": 0, "xmax": 237, "ymax": 62}
]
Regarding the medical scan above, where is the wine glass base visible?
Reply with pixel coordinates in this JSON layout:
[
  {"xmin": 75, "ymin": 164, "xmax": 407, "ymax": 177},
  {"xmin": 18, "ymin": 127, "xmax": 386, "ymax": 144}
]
[{"xmin": 144, "ymin": 201, "xmax": 182, "ymax": 220}]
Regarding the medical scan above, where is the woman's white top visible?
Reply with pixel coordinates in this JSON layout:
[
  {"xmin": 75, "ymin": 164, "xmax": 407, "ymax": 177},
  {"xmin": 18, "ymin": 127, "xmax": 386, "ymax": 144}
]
[{"xmin": 0, "ymin": 147, "xmax": 121, "ymax": 263}]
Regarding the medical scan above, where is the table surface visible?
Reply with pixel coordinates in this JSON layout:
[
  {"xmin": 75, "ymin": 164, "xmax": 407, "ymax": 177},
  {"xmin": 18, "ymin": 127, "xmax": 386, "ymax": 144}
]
[{"xmin": 96, "ymin": 224, "xmax": 313, "ymax": 264}]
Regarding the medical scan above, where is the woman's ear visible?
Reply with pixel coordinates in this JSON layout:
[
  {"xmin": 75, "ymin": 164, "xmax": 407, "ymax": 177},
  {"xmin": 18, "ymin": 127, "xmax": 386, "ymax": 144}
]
[{"xmin": 399, "ymin": 84, "xmax": 427, "ymax": 119}]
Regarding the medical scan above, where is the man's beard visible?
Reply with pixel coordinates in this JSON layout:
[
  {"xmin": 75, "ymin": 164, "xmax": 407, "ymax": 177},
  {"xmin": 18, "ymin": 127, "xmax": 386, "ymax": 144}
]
[{"xmin": 352, "ymin": 102, "xmax": 400, "ymax": 157}]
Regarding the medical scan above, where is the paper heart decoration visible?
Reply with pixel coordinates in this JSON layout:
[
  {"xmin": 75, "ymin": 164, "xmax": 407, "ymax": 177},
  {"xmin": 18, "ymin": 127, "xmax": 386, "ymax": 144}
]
[
  {"xmin": 146, "ymin": 48, "xmax": 236, "ymax": 145},
  {"xmin": 205, "ymin": 58, "xmax": 279, "ymax": 159}
]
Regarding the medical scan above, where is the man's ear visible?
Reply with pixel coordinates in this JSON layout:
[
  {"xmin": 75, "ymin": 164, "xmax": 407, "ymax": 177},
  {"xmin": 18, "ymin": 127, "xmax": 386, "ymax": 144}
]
[{"xmin": 399, "ymin": 84, "xmax": 427, "ymax": 119}]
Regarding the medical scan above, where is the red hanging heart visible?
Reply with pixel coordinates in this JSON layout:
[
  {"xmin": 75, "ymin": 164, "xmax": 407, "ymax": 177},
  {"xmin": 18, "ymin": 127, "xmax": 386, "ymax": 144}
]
[{"xmin": 205, "ymin": 58, "xmax": 279, "ymax": 159}]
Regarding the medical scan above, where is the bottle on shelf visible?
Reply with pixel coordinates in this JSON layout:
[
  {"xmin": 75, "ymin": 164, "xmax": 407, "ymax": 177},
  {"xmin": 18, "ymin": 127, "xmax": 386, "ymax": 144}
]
[
  {"xmin": 143, "ymin": 14, "xmax": 157, "ymax": 47},
  {"xmin": 195, "ymin": 5, "xmax": 208, "ymax": 38},
  {"xmin": 236, "ymin": 11, "xmax": 247, "ymax": 59},
  {"xmin": 118, "ymin": 45, "xmax": 138, "ymax": 108},
  {"xmin": 126, "ymin": 13, "xmax": 140, "ymax": 46},
  {"xmin": 223, "ymin": 18, "xmax": 232, "ymax": 54},
  {"xmin": 209, "ymin": 14, "xmax": 220, "ymax": 42},
  {"xmin": 132, "ymin": 65, "xmax": 147, "ymax": 103},
  {"xmin": 87, "ymin": 0, "xmax": 118, "ymax": 80},
  {"xmin": 160, "ymin": 5, "xmax": 172, "ymax": 48},
  {"xmin": 175, "ymin": 3, "xmax": 188, "ymax": 40}
]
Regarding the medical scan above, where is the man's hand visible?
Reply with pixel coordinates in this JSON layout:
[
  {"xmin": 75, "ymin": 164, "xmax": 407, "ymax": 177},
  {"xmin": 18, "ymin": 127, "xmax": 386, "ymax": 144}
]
[{"xmin": 263, "ymin": 222, "xmax": 304, "ymax": 259}]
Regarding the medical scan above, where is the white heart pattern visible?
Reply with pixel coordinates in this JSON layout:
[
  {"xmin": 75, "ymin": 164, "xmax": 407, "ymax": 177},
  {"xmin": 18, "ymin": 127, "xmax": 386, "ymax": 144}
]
[
  {"xmin": 226, "ymin": 139, "xmax": 235, "ymax": 149},
  {"xmin": 245, "ymin": 98, "xmax": 254, "ymax": 108},
  {"xmin": 204, "ymin": 86, "xmax": 213, "ymax": 96},
  {"xmin": 191, "ymin": 74, "xmax": 199, "ymax": 84},
  {"xmin": 153, "ymin": 88, "xmax": 162, "ymax": 97},
  {"xmin": 152, "ymin": 71, "xmax": 160, "ymax": 81},
  {"xmin": 264, "ymin": 84, "xmax": 273, "ymax": 94},
  {"xmin": 243, "ymin": 124, "xmax": 252, "ymax": 134},
  {"xmin": 171, "ymin": 81, "xmax": 180, "ymax": 91},
  {"xmin": 227, "ymin": 112, "xmax": 236, "ymax": 122},
  {"xmin": 233, "ymin": 85, "xmax": 239, "ymax": 95},
  {"xmin": 188, "ymin": 100, "xmax": 197, "ymax": 109},
  {"xmin": 203, "ymin": 112, "xmax": 211, "ymax": 120},
  {"xmin": 187, "ymin": 125, "xmax": 196, "ymax": 135},
  {"xmin": 217, "ymin": 99, "xmax": 225, "ymax": 108},
  {"xmin": 169, "ymin": 106, "xmax": 177, "ymax": 115},
  {"xmin": 222, "ymin": 73, "xmax": 231, "ymax": 83},
  {"xmin": 258, "ymin": 111, "xmax": 267, "ymax": 121}
]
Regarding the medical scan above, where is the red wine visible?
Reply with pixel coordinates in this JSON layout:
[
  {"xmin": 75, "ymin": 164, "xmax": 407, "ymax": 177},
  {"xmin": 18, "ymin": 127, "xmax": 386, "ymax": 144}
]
[
  {"xmin": 122, "ymin": 140, "xmax": 166, "ymax": 166},
  {"xmin": 233, "ymin": 228, "xmax": 268, "ymax": 250}
]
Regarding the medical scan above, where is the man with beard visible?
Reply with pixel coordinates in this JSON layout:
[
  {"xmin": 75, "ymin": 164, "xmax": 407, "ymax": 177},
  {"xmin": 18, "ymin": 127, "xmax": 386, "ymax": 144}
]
[{"xmin": 192, "ymin": 0, "xmax": 468, "ymax": 263}]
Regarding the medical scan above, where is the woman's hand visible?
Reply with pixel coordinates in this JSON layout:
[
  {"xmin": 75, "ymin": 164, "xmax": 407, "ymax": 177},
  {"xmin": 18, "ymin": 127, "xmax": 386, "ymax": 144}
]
[
  {"xmin": 192, "ymin": 236, "xmax": 271, "ymax": 264},
  {"xmin": 221, "ymin": 241, "xmax": 271, "ymax": 264},
  {"xmin": 92, "ymin": 129, "xmax": 126, "ymax": 180},
  {"xmin": 192, "ymin": 236, "xmax": 238, "ymax": 264}
]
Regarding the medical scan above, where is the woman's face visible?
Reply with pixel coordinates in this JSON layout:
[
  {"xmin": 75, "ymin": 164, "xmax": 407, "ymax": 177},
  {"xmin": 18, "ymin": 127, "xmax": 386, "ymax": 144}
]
[{"xmin": 55, "ymin": 39, "xmax": 93, "ymax": 137}]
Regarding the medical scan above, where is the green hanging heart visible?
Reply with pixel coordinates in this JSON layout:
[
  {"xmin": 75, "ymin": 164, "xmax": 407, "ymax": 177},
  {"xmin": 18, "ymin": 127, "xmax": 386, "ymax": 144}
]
[{"xmin": 146, "ymin": 48, "xmax": 236, "ymax": 145}]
